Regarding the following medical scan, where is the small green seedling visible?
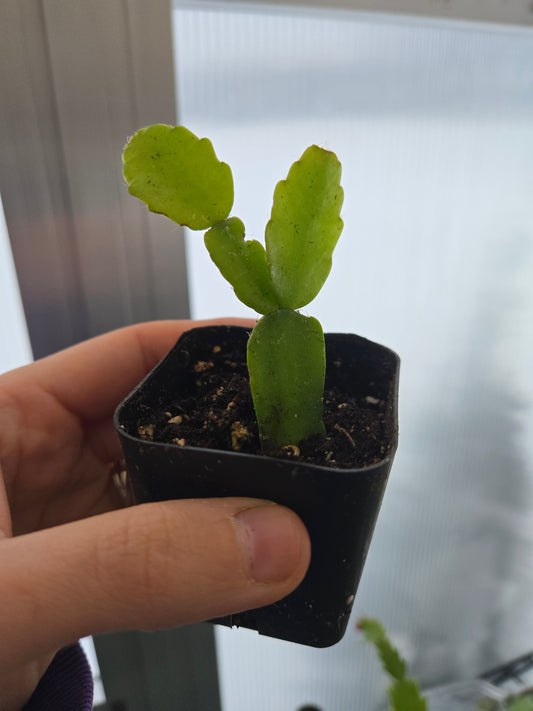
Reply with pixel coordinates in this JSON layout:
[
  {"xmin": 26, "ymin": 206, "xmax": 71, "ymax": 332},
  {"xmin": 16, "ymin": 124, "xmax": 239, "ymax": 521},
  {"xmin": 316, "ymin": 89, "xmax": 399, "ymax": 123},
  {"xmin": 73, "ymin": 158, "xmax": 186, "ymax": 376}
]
[{"xmin": 123, "ymin": 124, "xmax": 343, "ymax": 450}]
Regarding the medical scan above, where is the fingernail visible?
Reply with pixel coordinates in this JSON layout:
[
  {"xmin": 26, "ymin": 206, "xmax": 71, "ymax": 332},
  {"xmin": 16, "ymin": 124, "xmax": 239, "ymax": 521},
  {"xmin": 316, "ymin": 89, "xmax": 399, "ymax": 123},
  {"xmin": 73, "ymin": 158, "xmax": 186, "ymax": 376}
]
[{"xmin": 234, "ymin": 503, "xmax": 306, "ymax": 583}]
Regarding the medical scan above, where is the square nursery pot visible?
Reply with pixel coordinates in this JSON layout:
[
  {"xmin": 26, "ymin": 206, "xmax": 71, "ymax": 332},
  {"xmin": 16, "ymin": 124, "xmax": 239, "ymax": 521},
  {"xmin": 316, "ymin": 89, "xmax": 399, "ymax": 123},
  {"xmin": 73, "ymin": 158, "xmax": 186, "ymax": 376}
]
[{"xmin": 114, "ymin": 325, "xmax": 399, "ymax": 648}]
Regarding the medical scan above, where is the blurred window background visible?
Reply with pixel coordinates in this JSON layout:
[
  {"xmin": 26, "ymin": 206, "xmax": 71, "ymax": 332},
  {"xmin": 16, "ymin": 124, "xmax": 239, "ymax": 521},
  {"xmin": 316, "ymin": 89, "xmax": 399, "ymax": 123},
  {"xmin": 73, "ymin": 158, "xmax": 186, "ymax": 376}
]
[{"xmin": 173, "ymin": 3, "xmax": 533, "ymax": 710}]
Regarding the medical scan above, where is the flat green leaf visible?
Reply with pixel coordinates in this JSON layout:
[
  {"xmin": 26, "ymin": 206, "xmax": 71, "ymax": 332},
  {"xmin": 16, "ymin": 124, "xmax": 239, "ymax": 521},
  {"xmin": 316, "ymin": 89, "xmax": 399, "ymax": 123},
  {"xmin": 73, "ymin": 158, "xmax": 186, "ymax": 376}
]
[
  {"xmin": 358, "ymin": 618, "xmax": 407, "ymax": 681},
  {"xmin": 508, "ymin": 697, "xmax": 533, "ymax": 711},
  {"xmin": 265, "ymin": 144, "xmax": 343, "ymax": 309},
  {"xmin": 123, "ymin": 124, "xmax": 233, "ymax": 230},
  {"xmin": 359, "ymin": 618, "xmax": 428, "ymax": 711},
  {"xmin": 388, "ymin": 679, "xmax": 427, "ymax": 711},
  {"xmin": 247, "ymin": 310, "xmax": 325, "ymax": 449},
  {"xmin": 204, "ymin": 218, "xmax": 279, "ymax": 315}
]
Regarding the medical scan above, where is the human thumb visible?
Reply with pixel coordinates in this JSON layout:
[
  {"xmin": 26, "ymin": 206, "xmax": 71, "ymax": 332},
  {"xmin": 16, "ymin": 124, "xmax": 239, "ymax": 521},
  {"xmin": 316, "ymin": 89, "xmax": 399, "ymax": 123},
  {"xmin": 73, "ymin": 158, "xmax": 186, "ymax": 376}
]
[{"xmin": 0, "ymin": 497, "xmax": 310, "ymax": 668}]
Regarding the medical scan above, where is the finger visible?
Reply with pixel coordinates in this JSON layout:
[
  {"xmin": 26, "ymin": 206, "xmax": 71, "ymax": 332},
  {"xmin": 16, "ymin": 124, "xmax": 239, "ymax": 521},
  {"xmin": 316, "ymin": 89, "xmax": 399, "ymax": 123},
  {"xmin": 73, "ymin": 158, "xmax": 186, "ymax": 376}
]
[
  {"xmin": 1, "ymin": 318, "xmax": 255, "ymax": 422},
  {"xmin": 0, "ymin": 498, "xmax": 310, "ymax": 667}
]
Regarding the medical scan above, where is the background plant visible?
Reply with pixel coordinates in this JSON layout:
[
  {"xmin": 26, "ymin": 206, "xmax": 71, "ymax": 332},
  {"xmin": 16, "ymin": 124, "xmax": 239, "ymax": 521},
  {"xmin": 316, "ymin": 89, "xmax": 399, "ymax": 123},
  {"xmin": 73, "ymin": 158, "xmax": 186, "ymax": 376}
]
[
  {"xmin": 358, "ymin": 617, "xmax": 427, "ymax": 711},
  {"xmin": 123, "ymin": 124, "xmax": 343, "ymax": 450},
  {"xmin": 358, "ymin": 618, "xmax": 533, "ymax": 711}
]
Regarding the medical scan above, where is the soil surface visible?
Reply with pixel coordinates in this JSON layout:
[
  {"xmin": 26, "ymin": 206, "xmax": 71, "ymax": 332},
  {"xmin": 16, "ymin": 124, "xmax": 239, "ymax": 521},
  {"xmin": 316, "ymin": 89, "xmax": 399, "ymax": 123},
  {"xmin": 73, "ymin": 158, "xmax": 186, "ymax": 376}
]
[{"xmin": 135, "ymin": 335, "xmax": 393, "ymax": 469}]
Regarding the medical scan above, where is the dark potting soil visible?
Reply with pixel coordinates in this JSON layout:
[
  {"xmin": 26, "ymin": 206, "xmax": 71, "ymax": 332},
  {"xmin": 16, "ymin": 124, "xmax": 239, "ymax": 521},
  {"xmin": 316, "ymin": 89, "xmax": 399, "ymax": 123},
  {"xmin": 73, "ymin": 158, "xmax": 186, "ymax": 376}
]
[{"xmin": 135, "ymin": 335, "xmax": 393, "ymax": 469}]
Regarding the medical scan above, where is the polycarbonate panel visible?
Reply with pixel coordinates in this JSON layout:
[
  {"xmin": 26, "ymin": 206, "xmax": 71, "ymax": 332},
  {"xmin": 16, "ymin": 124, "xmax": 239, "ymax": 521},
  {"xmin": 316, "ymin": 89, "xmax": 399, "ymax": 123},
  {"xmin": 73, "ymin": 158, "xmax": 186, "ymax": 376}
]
[{"xmin": 172, "ymin": 4, "xmax": 533, "ymax": 710}]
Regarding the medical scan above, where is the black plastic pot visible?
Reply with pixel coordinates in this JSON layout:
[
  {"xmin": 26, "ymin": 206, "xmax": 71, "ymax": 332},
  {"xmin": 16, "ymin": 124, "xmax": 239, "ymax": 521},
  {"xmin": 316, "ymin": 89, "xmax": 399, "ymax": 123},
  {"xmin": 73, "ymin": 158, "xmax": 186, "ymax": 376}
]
[{"xmin": 114, "ymin": 325, "xmax": 399, "ymax": 648}]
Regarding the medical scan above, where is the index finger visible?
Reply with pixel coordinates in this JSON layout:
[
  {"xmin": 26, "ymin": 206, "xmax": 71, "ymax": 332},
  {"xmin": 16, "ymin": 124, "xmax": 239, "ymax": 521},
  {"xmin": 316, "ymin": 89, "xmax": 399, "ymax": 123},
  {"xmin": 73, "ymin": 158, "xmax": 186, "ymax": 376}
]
[{"xmin": 2, "ymin": 318, "xmax": 254, "ymax": 422}]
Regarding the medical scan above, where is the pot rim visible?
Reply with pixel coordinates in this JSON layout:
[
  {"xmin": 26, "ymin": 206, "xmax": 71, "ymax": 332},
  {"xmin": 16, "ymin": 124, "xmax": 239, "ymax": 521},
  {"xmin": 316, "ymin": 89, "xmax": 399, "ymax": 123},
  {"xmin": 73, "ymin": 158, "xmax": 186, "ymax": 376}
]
[
  {"xmin": 114, "ymin": 419, "xmax": 398, "ymax": 474},
  {"xmin": 113, "ymin": 325, "xmax": 400, "ymax": 474}
]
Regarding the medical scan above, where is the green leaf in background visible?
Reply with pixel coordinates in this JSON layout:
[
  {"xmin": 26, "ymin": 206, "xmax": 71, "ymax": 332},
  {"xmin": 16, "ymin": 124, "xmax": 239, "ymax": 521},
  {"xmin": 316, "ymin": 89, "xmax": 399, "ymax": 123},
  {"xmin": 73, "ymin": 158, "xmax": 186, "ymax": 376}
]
[
  {"xmin": 508, "ymin": 697, "xmax": 533, "ymax": 711},
  {"xmin": 123, "ymin": 124, "xmax": 233, "ymax": 230},
  {"xmin": 204, "ymin": 217, "xmax": 279, "ymax": 315},
  {"xmin": 358, "ymin": 618, "xmax": 406, "ymax": 681},
  {"xmin": 358, "ymin": 618, "xmax": 427, "ymax": 711},
  {"xmin": 247, "ymin": 309, "xmax": 326, "ymax": 449},
  {"xmin": 265, "ymin": 144, "xmax": 344, "ymax": 310},
  {"xmin": 388, "ymin": 679, "xmax": 427, "ymax": 711}
]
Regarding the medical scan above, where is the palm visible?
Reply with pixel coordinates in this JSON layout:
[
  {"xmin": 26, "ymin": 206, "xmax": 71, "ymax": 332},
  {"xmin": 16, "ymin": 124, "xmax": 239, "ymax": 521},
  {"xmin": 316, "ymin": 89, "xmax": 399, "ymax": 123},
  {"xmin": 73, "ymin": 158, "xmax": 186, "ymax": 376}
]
[
  {"xmin": 0, "ymin": 320, "xmax": 197, "ymax": 539},
  {"xmin": 0, "ymin": 318, "xmax": 248, "ymax": 538},
  {"xmin": 1, "ymin": 376, "xmax": 122, "ymax": 536}
]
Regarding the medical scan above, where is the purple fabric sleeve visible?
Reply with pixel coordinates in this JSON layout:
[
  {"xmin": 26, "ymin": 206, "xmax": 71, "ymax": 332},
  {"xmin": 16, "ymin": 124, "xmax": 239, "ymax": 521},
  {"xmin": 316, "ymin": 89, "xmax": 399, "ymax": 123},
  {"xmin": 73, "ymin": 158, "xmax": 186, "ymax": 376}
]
[{"xmin": 21, "ymin": 644, "xmax": 94, "ymax": 711}]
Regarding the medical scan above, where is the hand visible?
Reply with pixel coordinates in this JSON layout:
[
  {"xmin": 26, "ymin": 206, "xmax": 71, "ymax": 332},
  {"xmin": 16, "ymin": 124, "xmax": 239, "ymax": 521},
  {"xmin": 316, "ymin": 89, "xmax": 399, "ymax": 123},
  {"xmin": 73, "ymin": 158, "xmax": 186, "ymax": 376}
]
[{"xmin": 0, "ymin": 319, "xmax": 310, "ymax": 710}]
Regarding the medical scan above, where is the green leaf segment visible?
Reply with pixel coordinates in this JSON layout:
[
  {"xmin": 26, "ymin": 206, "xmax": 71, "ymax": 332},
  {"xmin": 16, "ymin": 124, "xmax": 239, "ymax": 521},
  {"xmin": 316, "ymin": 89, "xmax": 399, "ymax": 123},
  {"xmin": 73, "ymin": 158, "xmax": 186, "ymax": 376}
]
[
  {"xmin": 358, "ymin": 618, "xmax": 427, "ymax": 711},
  {"xmin": 359, "ymin": 618, "xmax": 533, "ymax": 711},
  {"xmin": 123, "ymin": 124, "xmax": 344, "ymax": 450}
]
